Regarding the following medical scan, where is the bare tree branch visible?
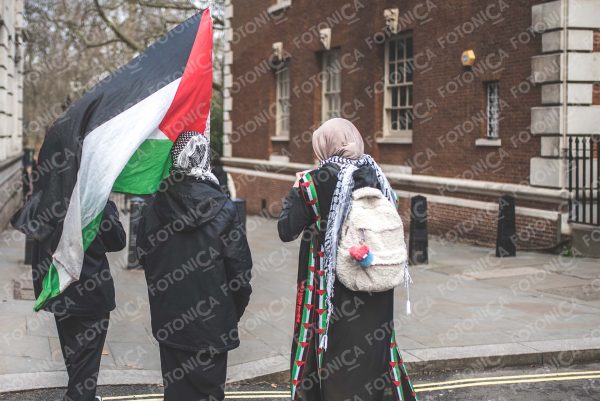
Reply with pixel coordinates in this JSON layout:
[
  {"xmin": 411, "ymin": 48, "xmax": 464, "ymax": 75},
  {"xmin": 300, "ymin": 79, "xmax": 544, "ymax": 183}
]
[
  {"xmin": 137, "ymin": 0, "xmax": 224, "ymax": 25},
  {"xmin": 137, "ymin": 0, "xmax": 196, "ymax": 11},
  {"xmin": 85, "ymin": 38, "xmax": 122, "ymax": 49},
  {"xmin": 93, "ymin": 0, "xmax": 143, "ymax": 51}
]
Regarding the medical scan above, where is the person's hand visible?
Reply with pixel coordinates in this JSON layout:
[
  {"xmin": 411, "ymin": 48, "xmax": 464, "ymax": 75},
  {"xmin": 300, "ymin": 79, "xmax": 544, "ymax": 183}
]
[{"xmin": 293, "ymin": 170, "xmax": 310, "ymax": 188}]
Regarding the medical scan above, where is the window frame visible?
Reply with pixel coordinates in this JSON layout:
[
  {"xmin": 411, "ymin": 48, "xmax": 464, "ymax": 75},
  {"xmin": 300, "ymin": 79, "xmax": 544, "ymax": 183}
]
[
  {"xmin": 268, "ymin": 0, "xmax": 292, "ymax": 14},
  {"xmin": 274, "ymin": 64, "xmax": 291, "ymax": 139},
  {"xmin": 382, "ymin": 32, "xmax": 414, "ymax": 143},
  {"xmin": 321, "ymin": 48, "xmax": 342, "ymax": 123},
  {"xmin": 486, "ymin": 81, "xmax": 500, "ymax": 139}
]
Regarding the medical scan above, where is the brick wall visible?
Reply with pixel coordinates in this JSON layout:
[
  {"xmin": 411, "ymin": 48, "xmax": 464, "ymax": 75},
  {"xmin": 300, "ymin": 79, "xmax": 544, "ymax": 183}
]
[
  {"xmin": 229, "ymin": 0, "xmax": 566, "ymax": 250},
  {"xmin": 421, "ymin": 202, "xmax": 558, "ymax": 249},
  {"xmin": 231, "ymin": 171, "xmax": 561, "ymax": 250},
  {"xmin": 397, "ymin": 196, "xmax": 559, "ymax": 250},
  {"xmin": 230, "ymin": 0, "xmax": 544, "ymax": 182}
]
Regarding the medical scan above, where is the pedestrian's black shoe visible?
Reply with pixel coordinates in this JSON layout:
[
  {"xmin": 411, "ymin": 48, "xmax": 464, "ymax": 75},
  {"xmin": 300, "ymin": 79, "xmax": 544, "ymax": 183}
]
[{"xmin": 95, "ymin": 397, "xmax": 103, "ymax": 401}]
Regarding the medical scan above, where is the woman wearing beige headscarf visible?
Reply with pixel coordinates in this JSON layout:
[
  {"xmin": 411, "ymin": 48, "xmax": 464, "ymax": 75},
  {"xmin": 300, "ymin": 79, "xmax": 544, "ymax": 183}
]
[{"xmin": 279, "ymin": 118, "xmax": 418, "ymax": 401}]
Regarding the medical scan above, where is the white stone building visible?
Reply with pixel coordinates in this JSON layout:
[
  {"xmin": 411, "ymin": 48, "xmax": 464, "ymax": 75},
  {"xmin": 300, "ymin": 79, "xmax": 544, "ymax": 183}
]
[
  {"xmin": 0, "ymin": 0, "xmax": 24, "ymax": 228},
  {"xmin": 530, "ymin": 0, "xmax": 600, "ymax": 255}
]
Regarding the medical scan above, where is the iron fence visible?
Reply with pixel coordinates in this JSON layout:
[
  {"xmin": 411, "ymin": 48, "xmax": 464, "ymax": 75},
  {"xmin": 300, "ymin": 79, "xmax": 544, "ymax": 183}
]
[{"xmin": 568, "ymin": 135, "xmax": 599, "ymax": 226}]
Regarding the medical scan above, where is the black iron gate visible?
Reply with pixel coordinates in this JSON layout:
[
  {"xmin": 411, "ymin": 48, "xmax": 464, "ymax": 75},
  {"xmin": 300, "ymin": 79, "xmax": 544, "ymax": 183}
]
[{"xmin": 568, "ymin": 135, "xmax": 600, "ymax": 225}]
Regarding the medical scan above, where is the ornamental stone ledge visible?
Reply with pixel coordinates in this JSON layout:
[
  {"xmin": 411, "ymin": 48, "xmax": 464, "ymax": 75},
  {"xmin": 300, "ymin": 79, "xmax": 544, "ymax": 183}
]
[{"xmin": 222, "ymin": 157, "xmax": 570, "ymax": 205}]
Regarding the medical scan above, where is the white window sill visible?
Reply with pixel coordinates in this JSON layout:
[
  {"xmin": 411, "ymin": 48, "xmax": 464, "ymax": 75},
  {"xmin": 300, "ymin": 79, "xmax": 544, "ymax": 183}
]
[
  {"xmin": 380, "ymin": 164, "xmax": 412, "ymax": 174},
  {"xmin": 271, "ymin": 135, "xmax": 290, "ymax": 142},
  {"xmin": 269, "ymin": 154, "xmax": 290, "ymax": 163},
  {"xmin": 475, "ymin": 138, "xmax": 502, "ymax": 147},
  {"xmin": 268, "ymin": 0, "xmax": 291, "ymax": 14},
  {"xmin": 376, "ymin": 134, "xmax": 413, "ymax": 145}
]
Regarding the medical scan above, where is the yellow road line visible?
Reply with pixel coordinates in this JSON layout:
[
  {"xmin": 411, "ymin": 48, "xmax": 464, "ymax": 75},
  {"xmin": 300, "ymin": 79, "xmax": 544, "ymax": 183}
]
[
  {"xmin": 225, "ymin": 396, "xmax": 287, "ymax": 399},
  {"xmin": 103, "ymin": 391, "xmax": 289, "ymax": 400},
  {"xmin": 413, "ymin": 369, "xmax": 600, "ymax": 388},
  {"xmin": 104, "ymin": 370, "xmax": 600, "ymax": 399},
  {"xmin": 416, "ymin": 374, "xmax": 600, "ymax": 392},
  {"xmin": 105, "ymin": 397, "xmax": 287, "ymax": 401},
  {"xmin": 119, "ymin": 399, "xmax": 161, "ymax": 401},
  {"xmin": 226, "ymin": 391, "xmax": 289, "ymax": 395}
]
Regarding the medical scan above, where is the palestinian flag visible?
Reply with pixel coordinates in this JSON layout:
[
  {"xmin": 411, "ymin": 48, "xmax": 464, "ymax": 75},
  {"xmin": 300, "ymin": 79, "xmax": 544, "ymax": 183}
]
[{"xmin": 12, "ymin": 9, "xmax": 213, "ymax": 311}]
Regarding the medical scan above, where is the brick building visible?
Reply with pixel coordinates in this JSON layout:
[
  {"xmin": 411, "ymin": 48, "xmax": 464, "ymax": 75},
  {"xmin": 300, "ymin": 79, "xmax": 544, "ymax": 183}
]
[
  {"xmin": 0, "ymin": 0, "xmax": 24, "ymax": 228},
  {"xmin": 221, "ymin": 0, "xmax": 600, "ymax": 254}
]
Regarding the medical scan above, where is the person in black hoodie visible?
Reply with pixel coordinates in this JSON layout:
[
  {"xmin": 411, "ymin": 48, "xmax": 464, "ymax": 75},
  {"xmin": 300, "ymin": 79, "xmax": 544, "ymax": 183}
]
[
  {"xmin": 137, "ymin": 131, "xmax": 252, "ymax": 401},
  {"xmin": 31, "ymin": 200, "xmax": 126, "ymax": 401}
]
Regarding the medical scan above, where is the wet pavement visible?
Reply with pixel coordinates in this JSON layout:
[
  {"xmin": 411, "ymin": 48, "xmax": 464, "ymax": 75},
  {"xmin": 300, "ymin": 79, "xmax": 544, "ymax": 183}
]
[{"xmin": 1, "ymin": 216, "xmax": 599, "ymax": 390}]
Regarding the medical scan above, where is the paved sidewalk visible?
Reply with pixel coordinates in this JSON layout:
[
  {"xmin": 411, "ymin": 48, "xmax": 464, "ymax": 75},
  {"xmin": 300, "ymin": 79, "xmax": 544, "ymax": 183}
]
[{"xmin": 0, "ymin": 216, "xmax": 599, "ymax": 392}]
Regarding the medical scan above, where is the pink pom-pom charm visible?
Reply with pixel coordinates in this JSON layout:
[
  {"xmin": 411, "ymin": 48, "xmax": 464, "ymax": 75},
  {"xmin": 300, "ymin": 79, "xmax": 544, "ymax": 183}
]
[{"xmin": 349, "ymin": 245, "xmax": 373, "ymax": 268}]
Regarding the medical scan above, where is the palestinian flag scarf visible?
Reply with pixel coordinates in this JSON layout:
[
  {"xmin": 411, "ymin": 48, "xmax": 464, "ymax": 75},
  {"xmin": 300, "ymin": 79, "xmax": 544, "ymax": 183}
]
[{"xmin": 12, "ymin": 9, "xmax": 213, "ymax": 311}]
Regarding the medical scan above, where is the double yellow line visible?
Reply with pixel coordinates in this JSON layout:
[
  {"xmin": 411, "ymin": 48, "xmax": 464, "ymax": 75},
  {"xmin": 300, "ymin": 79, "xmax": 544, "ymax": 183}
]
[
  {"xmin": 414, "ymin": 369, "xmax": 600, "ymax": 392},
  {"xmin": 103, "ymin": 370, "xmax": 600, "ymax": 400},
  {"xmin": 103, "ymin": 390, "xmax": 290, "ymax": 400}
]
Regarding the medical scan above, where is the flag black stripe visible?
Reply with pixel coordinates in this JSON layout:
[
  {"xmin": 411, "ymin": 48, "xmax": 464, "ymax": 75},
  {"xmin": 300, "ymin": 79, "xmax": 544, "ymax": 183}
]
[{"xmin": 12, "ymin": 12, "xmax": 203, "ymax": 241}]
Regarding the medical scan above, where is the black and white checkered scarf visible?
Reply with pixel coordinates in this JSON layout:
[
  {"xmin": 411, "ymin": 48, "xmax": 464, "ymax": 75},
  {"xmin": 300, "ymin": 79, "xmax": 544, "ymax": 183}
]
[
  {"xmin": 171, "ymin": 131, "xmax": 219, "ymax": 185},
  {"xmin": 319, "ymin": 154, "xmax": 409, "ymax": 350}
]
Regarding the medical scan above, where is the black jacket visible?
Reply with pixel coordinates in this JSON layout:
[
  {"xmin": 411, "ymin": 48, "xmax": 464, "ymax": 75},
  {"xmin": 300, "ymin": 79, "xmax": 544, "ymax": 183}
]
[
  {"xmin": 32, "ymin": 201, "xmax": 126, "ymax": 316},
  {"xmin": 137, "ymin": 174, "xmax": 253, "ymax": 352}
]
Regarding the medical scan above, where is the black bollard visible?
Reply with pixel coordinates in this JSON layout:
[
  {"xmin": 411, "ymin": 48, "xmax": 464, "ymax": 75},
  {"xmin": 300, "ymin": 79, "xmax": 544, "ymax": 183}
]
[
  {"xmin": 128, "ymin": 196, "xmax": 147, "ymax": 269},
  {"xmin": 496, "ymin": 194, "xmax": 516, "ymax": 257},
  {"xmin": 232, "ymin": 198, "xmax": 247, "ymax": 231},
  {"xmin": 409, "ymin": 195, "xmax": 428, "ymax": 265},
  {"xmin": 24, "ymin": 236, "xmax": 34, "ymax": 265}
]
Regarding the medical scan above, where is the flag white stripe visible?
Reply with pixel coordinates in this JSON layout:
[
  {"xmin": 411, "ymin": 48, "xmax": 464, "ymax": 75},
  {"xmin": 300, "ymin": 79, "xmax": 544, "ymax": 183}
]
[{"xmin": 53, "ymin": 78, "xmax": 182, "ymax": 290}]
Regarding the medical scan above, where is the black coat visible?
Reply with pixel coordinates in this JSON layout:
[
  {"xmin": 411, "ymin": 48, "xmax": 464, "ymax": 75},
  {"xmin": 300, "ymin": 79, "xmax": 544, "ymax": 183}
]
[
  {"xmin": 278, "ymin": 164, "xmax": 416, "ymax": 401},
  {"xmin": 32, "ymin": 201, "xmax": 126, "ymax": 317},
  {"xmin": 137, "ymin": 174, "xmax": 252, "ymax": 352}
]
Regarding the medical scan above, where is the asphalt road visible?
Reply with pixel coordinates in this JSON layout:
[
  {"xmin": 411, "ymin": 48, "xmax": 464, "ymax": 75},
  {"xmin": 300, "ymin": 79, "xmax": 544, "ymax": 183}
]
[{"xmin": 2, "ymin": 363, "xmax": 599, "ymax": 400}]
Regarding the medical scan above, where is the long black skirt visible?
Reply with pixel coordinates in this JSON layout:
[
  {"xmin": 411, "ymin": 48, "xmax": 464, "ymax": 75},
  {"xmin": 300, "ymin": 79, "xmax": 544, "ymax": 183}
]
[{"xmin": 292, "ymin": 279, "xmax": 418, "ymax": 401}]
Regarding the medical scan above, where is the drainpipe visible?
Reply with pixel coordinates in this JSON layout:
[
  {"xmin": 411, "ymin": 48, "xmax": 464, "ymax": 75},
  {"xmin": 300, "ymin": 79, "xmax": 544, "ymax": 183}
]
[{"xmin": 560, "ymin": 0, "xmax": 569, "ymax": 190}]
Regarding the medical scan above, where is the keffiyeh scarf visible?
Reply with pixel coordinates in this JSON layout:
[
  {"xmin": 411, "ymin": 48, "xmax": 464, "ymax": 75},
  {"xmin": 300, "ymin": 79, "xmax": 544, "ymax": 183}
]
[
  {"xmin": 171, "ymin": 131, "xmax": 219, "ymax": 185},
  {"xmin": 320, "ymin": 154, "xmax": 411, "ymax": 350}
]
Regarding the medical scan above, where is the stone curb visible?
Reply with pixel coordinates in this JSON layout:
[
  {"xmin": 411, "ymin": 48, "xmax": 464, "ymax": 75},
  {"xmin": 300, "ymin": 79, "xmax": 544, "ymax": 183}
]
[
  {"xmin": 404, "ymin": 348, "xmax": 600, "ymax": 374},
  {"xmin": 2, "ymin": 340, "xmax": 599, "ymax": 394},
  {"xmin": 0, "ymin": 355, "xmax": 291, "ymax": 394},
  {"xmin": 401, "ymin": 337, "xmax": 600, "ymax": 374}
]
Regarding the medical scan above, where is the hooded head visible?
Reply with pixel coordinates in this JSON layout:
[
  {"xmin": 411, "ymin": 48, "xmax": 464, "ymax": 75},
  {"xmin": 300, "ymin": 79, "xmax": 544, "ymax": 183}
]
[
  {"xmin": 153, "ymin": 132, "xmax": 226, "ymax": 231},
  {"xmin": 312, "ymin": 118, "xmax": 364, "ymax": 162},
  {"xmin": 171, "ymin": 131, "xmax": 218, "ymax": 185}
]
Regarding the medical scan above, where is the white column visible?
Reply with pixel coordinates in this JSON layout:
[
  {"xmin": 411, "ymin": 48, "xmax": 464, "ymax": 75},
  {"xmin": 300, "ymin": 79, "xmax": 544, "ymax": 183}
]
[{"xmin": 529, "ymin": 0, "xmax": 600, "ymax": 189}]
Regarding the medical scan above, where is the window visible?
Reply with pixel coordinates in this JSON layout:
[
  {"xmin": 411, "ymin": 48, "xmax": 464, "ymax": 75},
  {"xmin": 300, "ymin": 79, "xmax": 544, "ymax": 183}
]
[
  {"xmin": 268, "ymin": 0, "xmax": 291, "ymax": 14},
  {"xmin": 384, "ymin": 34, "xmax": 413, "ymax": 138},
  {"xmin": 486, "ymin": 81, "xmax": 500, "ymax": 138},
  {"xmin": 275, "ymin": 66, "xmax": 290, "ymax": 138},
  {"xmin": 322, "ymin": 49, "xmax": 342, "ymax": 122}
]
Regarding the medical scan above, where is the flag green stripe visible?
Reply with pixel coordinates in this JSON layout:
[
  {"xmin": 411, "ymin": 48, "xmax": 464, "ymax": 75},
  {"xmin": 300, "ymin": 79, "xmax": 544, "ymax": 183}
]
[
  {"xmin": 34, "ymin": 138, "xmax": 172, "ymax": 310},
  {"xmin": 33, "ymin": 212, "xmax": 105, "ymax": 311},
  {"xmin": 33, "ymin": 265, "xmax": 59, "ymax": 312},
  {"xmin": 112, "ymin": 139, "xmax": 173, "ymax": 195}
]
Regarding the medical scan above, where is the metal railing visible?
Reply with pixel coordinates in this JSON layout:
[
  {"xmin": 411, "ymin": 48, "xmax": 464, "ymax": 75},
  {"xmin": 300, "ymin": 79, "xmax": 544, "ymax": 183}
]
[
  {"xmin": 109, "ymin": 192, "xmax": 130, "ymax": 216},
  {"xmin": 568, "ymin": 135, "xmax": 599, "ymax": 226}
]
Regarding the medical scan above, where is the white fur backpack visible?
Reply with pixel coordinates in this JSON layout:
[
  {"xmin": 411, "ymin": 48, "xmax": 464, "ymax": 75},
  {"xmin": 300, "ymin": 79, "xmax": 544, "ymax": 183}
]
[{"xmin": 336, "ymin": 187, "xmax": 408, "ymax": 292}]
